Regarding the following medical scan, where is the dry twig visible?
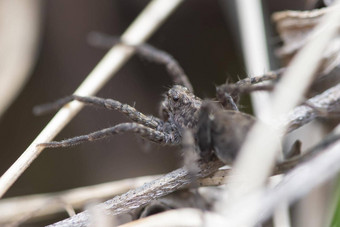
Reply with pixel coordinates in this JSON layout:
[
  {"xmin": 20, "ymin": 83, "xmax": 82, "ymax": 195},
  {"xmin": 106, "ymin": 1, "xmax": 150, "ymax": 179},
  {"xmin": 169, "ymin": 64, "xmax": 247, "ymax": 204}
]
[
  {"xmin": 47, "ymin": 160, "xmax": 224, "ymax": 227},
  {"xmin": 233, "ymin": 0, "xmax": 271, "ymax": 118}
]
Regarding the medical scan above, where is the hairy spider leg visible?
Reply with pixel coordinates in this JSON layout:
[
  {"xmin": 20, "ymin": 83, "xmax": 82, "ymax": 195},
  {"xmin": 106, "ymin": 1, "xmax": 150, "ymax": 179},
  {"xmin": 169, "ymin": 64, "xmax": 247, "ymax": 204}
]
[
  {"xmin": 33, "ymin": 95, "xmax": 163, "ymax": 129},
  {"xmin": 234, "ymin": 67, "xmax": 285, "ymax": 88},
  {"xmin": 88, "ymin": 32, "xmax": 193, "ymax": 92},
  {"xmin": 134, "ymin": 43, "xmax": 193, "ymax": 92},
  {"xmin": 215, "ymin": 91, "xmax": 239, "ymax": 111},
  {"xmin": 38, "ymin": 122, "xmax": 177, "ymax": 148},
  {"xmin": 216, "ymin": 84, "xmax": 274, "ymax": 110},
  {"xmin": 216, "ymin": 68, "xmax": 286, "ymax": 110}
]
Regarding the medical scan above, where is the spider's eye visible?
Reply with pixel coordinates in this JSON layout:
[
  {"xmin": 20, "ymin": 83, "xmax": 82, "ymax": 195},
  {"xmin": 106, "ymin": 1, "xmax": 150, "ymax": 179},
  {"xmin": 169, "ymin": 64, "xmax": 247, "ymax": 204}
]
[{"xmin": 172, "ymin": 96, "xmax": 179, "ymax": 102}]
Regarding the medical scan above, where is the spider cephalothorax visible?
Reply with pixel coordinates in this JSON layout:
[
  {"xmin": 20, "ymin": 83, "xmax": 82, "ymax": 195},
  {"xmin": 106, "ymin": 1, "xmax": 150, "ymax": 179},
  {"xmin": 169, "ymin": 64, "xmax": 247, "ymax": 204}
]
[{"xmin": 161, "ymin": 85, "xmax": 202, "ymax": 129}]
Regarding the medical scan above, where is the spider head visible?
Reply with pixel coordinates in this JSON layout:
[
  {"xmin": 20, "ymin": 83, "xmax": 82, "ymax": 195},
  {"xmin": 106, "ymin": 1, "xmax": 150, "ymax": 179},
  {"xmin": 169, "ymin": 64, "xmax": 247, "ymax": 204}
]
[
  {"xmin": 167, "ymin": 85, "xmax": 192, "ymax": 109},
  {"xmin": 160, "ymin": 85, "xmax": 202, "ymax": 129}
]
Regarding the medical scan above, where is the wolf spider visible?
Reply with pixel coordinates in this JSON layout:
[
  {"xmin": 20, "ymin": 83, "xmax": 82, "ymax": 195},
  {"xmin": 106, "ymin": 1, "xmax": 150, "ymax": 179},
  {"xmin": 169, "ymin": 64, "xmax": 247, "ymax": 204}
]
[{"xmin": 35, "ymin": 35, "xmax": 281, "ymax": 164}]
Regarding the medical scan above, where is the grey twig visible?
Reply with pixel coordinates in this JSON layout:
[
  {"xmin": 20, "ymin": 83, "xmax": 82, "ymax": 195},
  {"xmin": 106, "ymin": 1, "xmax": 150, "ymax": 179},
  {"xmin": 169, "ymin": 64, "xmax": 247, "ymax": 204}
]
[
  {"xmin": 47, "ymin": 160, "xmax": 224, "ymax": 227},
  {"xmin": 285, "ymin": 83, "xmax": 340, "ymax": 132}
]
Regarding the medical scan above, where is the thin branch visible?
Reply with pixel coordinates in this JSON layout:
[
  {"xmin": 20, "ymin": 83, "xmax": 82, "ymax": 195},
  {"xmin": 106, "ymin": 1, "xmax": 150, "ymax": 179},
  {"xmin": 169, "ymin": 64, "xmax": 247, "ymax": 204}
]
[
  {"xmin": 0, "ymin": 0, "xmax": 184, "ymax": 199},
  {"xmin": 271, "ymin": 175, "xmax": 291, "ymax": 227},
  {"xmin": 285, "ymin": 83, "xmax": 340, "ymax": 132},
  {"xmin": 232, "ymin": 0, "xmax": 272, "ymax": 118}
]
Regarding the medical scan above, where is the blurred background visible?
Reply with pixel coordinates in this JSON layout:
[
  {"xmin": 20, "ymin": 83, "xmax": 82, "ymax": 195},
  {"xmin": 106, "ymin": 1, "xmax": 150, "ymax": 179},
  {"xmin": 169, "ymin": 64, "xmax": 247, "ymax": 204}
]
[{"xmin": 0, "ymin": 0, "xmax": 329, "ymax": 225}]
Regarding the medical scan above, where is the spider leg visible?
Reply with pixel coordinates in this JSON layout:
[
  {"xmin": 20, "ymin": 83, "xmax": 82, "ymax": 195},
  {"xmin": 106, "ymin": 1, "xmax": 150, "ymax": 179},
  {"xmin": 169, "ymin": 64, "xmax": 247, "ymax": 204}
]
[
  {"xmin": 134, "ymin": 43, "xmax": 193, "ymax": 92},
  {"xmin": 215, "ymin": 90, "xmax": 239, "ymax": 111},
  {"xmin": 234, "ymin": 67, "xmax": 285, "ymax": 88},
  {"xmin": 216, "ymin": 84, "xmax": 275, "ymax": 110},
  {"xmin": 88, "ymin": 32, "xmax": 194, "ymax": 92},
  {"xmin": 216, "ymin": 68, "xmax": 285, "ymax": 110},
  {"xmin": 38, "ymin": 123, "xmax": 177, "ymax": 148},
  {"xmin": 33, "ymin": 95, "xmax": 162, "ymax": 129}
]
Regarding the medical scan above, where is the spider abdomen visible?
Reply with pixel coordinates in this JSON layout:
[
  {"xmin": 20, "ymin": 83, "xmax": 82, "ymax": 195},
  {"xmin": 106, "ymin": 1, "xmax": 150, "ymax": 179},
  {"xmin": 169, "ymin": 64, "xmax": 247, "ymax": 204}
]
[{"xmin": 196, "ymin": 102, "xmax": 256, "ymax": 165}]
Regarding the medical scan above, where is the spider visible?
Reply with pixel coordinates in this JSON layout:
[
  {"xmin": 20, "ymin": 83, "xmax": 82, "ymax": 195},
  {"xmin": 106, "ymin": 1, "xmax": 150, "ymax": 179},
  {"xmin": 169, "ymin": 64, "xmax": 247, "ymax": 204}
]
[{"xmin": 34, "ymin": 34, "xmax": 279, "ymax": 164}]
